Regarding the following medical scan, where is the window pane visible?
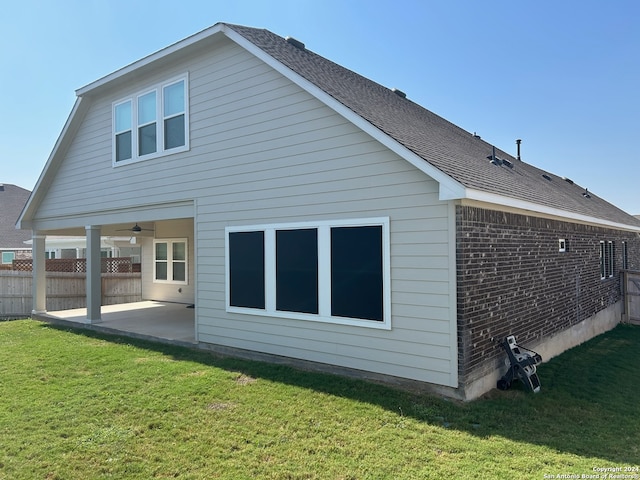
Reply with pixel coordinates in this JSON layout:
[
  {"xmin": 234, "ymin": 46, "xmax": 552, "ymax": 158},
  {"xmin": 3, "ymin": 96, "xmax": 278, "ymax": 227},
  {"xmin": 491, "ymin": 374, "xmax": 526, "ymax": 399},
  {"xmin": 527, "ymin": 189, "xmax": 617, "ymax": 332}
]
[
  {"xmin": 173, "ymin": 262, "xmax": 186, "ymax": 282},
  {"xmin": 115, "ymin": 131, "xmax": 132, "ymax": 162},
  {"xmin": 276, "ymin": 229, "xmax": 318, "ymax": 314},
  {"xmin": 155, "ymin": 262, "xmax": 167, "ymax": 280},
  {"xmin": 331, "ymin": 226, "xmax": 383, "ymax": 321},
  {"xmin": 164, "ymin": 81, "xmax": 184, "ymax": 116},
  {"xmin": 2, "ymin": 252, "xmax": 15, "ymax": 264},
  {"xmin": 115, "ymin": 101, "xmax": 131, "ymax": 131},
  {"xmin": 139, "ymin": 123, "xmax": 157, "ymax": 155},
  {"xmin": 138, "ymin": 91, "xmax": 156, "ymax": 125},
  {"xmin": 173, "ymin": 242, "xmax": 186, "ymax": 261},
  {"xmin": 155, "ymin": 242, "xmax": 167, "ymax": 261},
  {"xmin": 164, "ymin": 115, "xmax": 185, "ymax": 149},
  {"xmin": 229, "ymin": 231, "xmax": 265, "ymax": 309}
]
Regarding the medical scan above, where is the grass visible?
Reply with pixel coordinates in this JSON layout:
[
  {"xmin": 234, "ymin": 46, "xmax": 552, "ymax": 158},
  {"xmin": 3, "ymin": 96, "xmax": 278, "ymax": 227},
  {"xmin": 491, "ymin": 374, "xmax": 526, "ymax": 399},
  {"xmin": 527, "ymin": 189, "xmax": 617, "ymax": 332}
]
[{"xmin": 0, "ymin": 320, "xmax": 639, "ymax": 479}]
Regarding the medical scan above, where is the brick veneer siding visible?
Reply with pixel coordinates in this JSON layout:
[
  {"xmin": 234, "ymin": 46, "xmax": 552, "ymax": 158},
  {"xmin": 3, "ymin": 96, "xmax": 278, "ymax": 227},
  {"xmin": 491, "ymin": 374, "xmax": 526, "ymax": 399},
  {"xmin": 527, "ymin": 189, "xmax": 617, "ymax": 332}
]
[{"xmin": 456, "ymin": 205, "xmax": 640, "ymax": 386}]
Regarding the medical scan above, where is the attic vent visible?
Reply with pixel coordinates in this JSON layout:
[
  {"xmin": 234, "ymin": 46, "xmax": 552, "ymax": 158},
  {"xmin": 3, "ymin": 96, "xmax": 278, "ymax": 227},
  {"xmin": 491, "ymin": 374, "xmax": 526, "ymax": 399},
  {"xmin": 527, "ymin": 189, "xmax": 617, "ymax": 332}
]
[
  {"xmin": 391, "ymin": 88, "xmax": 406, "ymax": 98},
  {"xmin": 473, "ymin": 132, "xmax": 481, "ymax": 139},
  {"xmin": 542, "ymin": 174, "xmax": 552, "ymax": 181},
  {"xmin": 563, "ymin": 177, "xmax": 574, "ymax": 185},
  {"xmin": 285, "ymin": 36, "xmax": 305, "ymax": 50},
  {"xmin": 486, "ymin": 154, "xmax": 502, "ymax": 166},
  {"xmin": 0, "ymin": 184, "xmax": 4, "ymax": 191},
  {"xmin": 582, "ymin": 188, "xmax": 591, "ymax": 199},
  {"xmin": 502, "ymin": 158, "xmax": 514, "ymax": 168}
]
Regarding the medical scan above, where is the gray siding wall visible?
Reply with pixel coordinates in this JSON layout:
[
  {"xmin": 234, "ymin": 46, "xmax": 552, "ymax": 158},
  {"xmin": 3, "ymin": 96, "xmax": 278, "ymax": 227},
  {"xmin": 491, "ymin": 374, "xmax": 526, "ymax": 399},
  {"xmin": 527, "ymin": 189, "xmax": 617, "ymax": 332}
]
[{"xmin": 33, "ymin": 38, "xmax": 457, "ymax": 387}]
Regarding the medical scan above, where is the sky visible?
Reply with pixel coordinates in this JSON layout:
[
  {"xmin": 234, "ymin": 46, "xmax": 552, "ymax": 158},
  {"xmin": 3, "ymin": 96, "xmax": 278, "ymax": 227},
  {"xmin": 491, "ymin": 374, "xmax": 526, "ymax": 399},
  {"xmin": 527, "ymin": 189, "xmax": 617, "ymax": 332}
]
[{"xmin": 1, "ymin": 0, "xmax": 639, "ymax": 213}]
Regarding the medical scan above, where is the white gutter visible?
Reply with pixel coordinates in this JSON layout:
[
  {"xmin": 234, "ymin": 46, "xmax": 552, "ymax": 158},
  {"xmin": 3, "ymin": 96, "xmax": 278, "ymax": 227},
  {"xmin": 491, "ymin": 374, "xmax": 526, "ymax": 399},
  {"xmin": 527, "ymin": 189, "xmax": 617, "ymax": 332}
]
[{"xmin": 464, "ymin": 188, "xmax": 640, "ymax": 232}]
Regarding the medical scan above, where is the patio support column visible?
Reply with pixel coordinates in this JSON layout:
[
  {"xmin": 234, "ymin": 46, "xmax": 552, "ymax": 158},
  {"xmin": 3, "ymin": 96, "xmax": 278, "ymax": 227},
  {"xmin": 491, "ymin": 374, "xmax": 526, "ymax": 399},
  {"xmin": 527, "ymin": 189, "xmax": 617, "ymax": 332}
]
[
  {"xmin": 31, "ymin": 233, "xmax": 47, "ymax": 314},
  {"xmin": 86, "ymin": 225, "xmax": 102, "ymax": 322}
]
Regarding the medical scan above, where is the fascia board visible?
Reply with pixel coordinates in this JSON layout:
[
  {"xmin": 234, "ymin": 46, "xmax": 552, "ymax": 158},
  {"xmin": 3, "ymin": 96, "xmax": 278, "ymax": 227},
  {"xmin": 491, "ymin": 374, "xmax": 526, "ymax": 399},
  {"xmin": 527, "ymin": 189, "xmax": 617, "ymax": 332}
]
[
  {"xmin": 222, "ymin": 27, "xmax": 466, "ymax": 201},
  {"xmin": 465, "ymin": 188, "xmax": 640, "ymax": 232},
  {"xmin": 17, "ymin": 97, "xmax": 87, "ymax": 230}
]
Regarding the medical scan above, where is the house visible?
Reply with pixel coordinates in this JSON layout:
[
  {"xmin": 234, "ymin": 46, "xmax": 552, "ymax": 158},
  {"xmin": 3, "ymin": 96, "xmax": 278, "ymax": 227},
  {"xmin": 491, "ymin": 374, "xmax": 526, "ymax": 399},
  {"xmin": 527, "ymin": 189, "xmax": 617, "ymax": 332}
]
[
  {"xmin": 17, "ymin": 23, "xmax": 640, "ymax": 400},
  {"xmin": 1, "ymin": 184, "xmax": 32, "ymax": 268}
]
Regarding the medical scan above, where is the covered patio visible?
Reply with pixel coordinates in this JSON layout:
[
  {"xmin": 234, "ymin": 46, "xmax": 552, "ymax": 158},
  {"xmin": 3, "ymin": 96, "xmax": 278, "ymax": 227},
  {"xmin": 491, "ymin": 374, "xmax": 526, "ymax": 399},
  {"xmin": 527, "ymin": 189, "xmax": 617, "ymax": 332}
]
[{"xmin": 33, "ymin": 301, "xmax": 196, "ymax": 346}]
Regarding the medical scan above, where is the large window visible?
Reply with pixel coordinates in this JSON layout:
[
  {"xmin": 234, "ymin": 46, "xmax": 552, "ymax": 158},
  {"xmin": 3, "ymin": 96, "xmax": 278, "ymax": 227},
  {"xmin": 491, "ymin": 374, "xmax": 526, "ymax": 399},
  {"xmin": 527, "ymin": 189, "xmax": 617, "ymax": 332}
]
[
  {"xmin": 113, "ymin": 75, "xmax": 188, "ymax": 165},
  {"xmin": 154, "ymin": 239, "xmax": 188, "ymax": 284},
  {"xmin": 226, "ymin": 218, "xmax": 390, "ymax": 329}
]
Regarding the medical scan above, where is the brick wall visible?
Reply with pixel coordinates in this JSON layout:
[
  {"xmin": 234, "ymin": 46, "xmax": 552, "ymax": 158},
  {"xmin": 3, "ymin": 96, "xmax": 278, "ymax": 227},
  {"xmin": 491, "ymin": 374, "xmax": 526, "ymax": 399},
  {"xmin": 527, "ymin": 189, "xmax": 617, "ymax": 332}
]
[{"xmin": 456, "ymin": 205, "xmax": 640, "ymax": 385}]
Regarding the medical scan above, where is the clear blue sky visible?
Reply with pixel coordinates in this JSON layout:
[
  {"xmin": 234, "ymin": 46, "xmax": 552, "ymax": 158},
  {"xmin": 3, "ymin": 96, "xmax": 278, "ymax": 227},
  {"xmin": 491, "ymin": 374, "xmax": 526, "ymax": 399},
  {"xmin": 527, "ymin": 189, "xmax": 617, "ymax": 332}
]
[{"xmin": 2, "ymin": 0, "xmax": 639, "ymax": 213}]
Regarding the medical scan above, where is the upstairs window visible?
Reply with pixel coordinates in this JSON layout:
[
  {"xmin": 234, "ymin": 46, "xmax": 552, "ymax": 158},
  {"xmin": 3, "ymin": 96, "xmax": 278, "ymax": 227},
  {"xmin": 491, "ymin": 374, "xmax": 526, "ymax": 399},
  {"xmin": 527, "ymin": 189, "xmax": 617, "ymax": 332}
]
[{"xmin": 113, "ymin": 75, "xmax": 188, "ymax": 165}]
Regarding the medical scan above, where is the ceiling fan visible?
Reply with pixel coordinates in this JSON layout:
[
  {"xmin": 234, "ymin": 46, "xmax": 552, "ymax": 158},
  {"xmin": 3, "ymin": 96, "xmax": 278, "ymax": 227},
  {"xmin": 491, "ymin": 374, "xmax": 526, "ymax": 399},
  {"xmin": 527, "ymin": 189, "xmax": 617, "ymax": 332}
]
[{"xmin": 117, "ymin": 223, "xmax": 155, "ymax": 234}]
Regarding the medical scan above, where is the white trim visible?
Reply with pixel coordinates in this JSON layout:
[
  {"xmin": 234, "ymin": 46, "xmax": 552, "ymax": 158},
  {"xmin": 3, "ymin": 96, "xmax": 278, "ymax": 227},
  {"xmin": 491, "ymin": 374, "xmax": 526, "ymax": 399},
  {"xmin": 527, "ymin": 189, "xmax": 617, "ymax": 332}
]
[
  {"xmin": 464, "ymin": 188, "xmax": 640, "ymax": 232},
  {"xmin": 112, "ymin": 73, "xmax": 189, "ymax": 167},
  {"xmin": 153, "ymin": 238, "xmax": 188, "ymax": 285},
  {"xmin": 445, "ymin": 201, "xmax": 459, "ymax": 388},
  {"xmin": 225, "ymin": 217, "xmax": 391, "ymax": 330}
]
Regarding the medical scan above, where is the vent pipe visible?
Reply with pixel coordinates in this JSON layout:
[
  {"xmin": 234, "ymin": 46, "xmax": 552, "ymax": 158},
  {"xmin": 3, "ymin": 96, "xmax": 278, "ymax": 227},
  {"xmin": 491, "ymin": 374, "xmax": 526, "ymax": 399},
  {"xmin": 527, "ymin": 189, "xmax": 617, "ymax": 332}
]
[{"xmin": 516, "ymin": 139, "xmax": 522, "ymax": 161}]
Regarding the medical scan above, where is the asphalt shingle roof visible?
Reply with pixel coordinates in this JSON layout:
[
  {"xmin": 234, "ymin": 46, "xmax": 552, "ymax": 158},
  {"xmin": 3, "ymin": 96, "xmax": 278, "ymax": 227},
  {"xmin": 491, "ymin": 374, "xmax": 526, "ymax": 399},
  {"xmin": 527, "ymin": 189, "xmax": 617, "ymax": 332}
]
[
  {"xmin": 0, "ymin": 184, "xmax": 31, "ymax": 249},
  {"xmin": 228, "ymin": 24, "xmax": 640, "ymax": 228}
]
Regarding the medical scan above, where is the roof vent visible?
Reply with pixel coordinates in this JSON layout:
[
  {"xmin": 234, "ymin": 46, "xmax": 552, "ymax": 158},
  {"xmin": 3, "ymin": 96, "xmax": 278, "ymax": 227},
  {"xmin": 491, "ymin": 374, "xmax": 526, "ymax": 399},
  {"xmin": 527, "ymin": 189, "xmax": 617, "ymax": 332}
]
[
  {"xmin": 563, "ymin": 177, "xmax": 574, "ymax": 185},
  {"xmin": 582, "ymin": 188, "xmax": 591, "ymax": 199},
  {"xmin": 473, "ymin": 132, "xmax": 481, "ymax": 139},
  {"xmin": 285, "ymin": 36, "xmax": 305, "ymax": 50},
  {"xmin": 391, "ymin": 88, "xmax": 406, "ymax": 99},
  {"xmin": 0, "ymin": 184, "xmax": 4, "ymax": 191},
  {"xmin": 502, "ymin": 158, "xmax": 514, "ymax": 168},
  {"xmin": 542, "ymin": 174, "xmax": 552, "ymax": 181}
]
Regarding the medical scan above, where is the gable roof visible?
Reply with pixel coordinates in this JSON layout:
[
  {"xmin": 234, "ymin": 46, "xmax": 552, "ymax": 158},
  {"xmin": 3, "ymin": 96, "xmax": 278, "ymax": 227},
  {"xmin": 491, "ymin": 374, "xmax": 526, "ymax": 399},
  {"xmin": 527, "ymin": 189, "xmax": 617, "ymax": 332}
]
[
  {"xmin": 224, "ymin": 24, "xmax": 640, "ymax": 230},
  {"xmin": 1, "ymin": 184, "xmax": 31, "ymax": 249},
  {"xmin": 19, "ymin": 22, "xmax": 640, "ymax": 231}
]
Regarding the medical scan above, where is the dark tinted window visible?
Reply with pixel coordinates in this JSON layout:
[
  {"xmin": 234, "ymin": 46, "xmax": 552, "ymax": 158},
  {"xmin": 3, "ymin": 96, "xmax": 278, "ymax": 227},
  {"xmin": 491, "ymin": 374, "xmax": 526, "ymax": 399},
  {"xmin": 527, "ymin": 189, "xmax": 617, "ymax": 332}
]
[
  {"xmin": 276, "ymin": 229, "xmax": 318, "ymax": 314},
  {"xmin": 331, "ymin": 226, "xmax": 383, "ymax": 321},
  {"xmin": 115, "ymin": 131, "xmax": 132, "ymax": 162},
  {"xmin": 164, "ymin": 115, "xmax": 185, "ymax": 149},
  {"xmin": 229, "ymin": 231, "xmax": 265, "ymax": 309}
]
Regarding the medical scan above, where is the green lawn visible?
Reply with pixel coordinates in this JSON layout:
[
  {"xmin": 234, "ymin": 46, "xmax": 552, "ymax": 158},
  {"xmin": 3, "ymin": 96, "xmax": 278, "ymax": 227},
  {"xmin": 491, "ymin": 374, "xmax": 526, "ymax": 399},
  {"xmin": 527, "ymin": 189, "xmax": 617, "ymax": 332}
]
[{"xmin": 0, "ymin": 320, "xmax": 638, "ymax": 479}]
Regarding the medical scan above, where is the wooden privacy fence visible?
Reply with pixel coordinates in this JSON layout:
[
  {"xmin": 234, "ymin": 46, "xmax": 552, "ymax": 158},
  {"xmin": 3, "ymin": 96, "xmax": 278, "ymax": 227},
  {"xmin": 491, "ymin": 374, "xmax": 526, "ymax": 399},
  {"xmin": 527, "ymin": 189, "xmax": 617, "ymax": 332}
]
[
  {"xmin": 623, "ymin": 270, "xmax": 640, "ymax": 325},
  {"xmin": 12, "ymin": 257, "xmax": 134, "ymax": 273},
  {"xmin": 0, "ymin": 271, "xmax": 142, "ymax": 318}
]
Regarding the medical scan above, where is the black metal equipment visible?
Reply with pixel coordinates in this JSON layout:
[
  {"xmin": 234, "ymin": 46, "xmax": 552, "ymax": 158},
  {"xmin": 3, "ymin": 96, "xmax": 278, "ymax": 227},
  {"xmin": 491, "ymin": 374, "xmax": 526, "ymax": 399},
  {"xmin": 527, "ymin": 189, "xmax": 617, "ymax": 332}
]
[{"xmin": 497, "ymin": 335, "xmax": 542, "ymax": 393}]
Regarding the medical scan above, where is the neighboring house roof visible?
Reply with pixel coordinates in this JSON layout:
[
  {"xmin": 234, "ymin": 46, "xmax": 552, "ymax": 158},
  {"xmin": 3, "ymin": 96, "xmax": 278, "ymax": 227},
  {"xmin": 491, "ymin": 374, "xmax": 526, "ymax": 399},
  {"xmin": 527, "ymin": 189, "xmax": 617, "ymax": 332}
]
[
  {"xmin": 18, "ymin": 22, "xmax": 640, "ymax": 231},
  {"xmin": 0, "ymin": 184, "xmax": 31, "ymax": 249}
]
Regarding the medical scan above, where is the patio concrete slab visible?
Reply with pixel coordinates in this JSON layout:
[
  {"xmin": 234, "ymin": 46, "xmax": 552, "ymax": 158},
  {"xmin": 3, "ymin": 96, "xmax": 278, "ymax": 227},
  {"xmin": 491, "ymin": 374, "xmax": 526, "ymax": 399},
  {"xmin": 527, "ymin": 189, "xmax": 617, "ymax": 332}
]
[{"xmin": 35, "ymin": 301, "xmax": 196, "ymax": 345}]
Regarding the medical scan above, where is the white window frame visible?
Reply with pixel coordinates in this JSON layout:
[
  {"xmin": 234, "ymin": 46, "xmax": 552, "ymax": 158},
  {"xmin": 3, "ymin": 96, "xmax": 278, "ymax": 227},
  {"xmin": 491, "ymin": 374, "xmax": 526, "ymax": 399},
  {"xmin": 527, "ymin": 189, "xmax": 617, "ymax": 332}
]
[
  {"xmin": 600, "ymin": 240, "xmax": 615, "ymax": 280},
  {"xmin": 1, "ymin": 251, "xmax": 15, "ymax": 264},
  {"xmin": 153, "ymin": 238, "xmax": 188, "ymax": 285},
  {"xmin": 112, "ymin": 73, "xmax": 189, "ymax": 166},
  {"xmin": 225, "ymin": 217, "xmax": 391, "ymax": 330}
]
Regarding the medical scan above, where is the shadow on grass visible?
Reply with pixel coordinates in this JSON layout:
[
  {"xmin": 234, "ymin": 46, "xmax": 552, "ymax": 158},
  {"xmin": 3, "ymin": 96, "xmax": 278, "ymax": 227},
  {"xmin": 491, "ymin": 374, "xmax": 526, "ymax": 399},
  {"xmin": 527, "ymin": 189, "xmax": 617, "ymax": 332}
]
[{"xmin": 39, "ymin": 320, "xmax": 640, "ymax": 465}]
